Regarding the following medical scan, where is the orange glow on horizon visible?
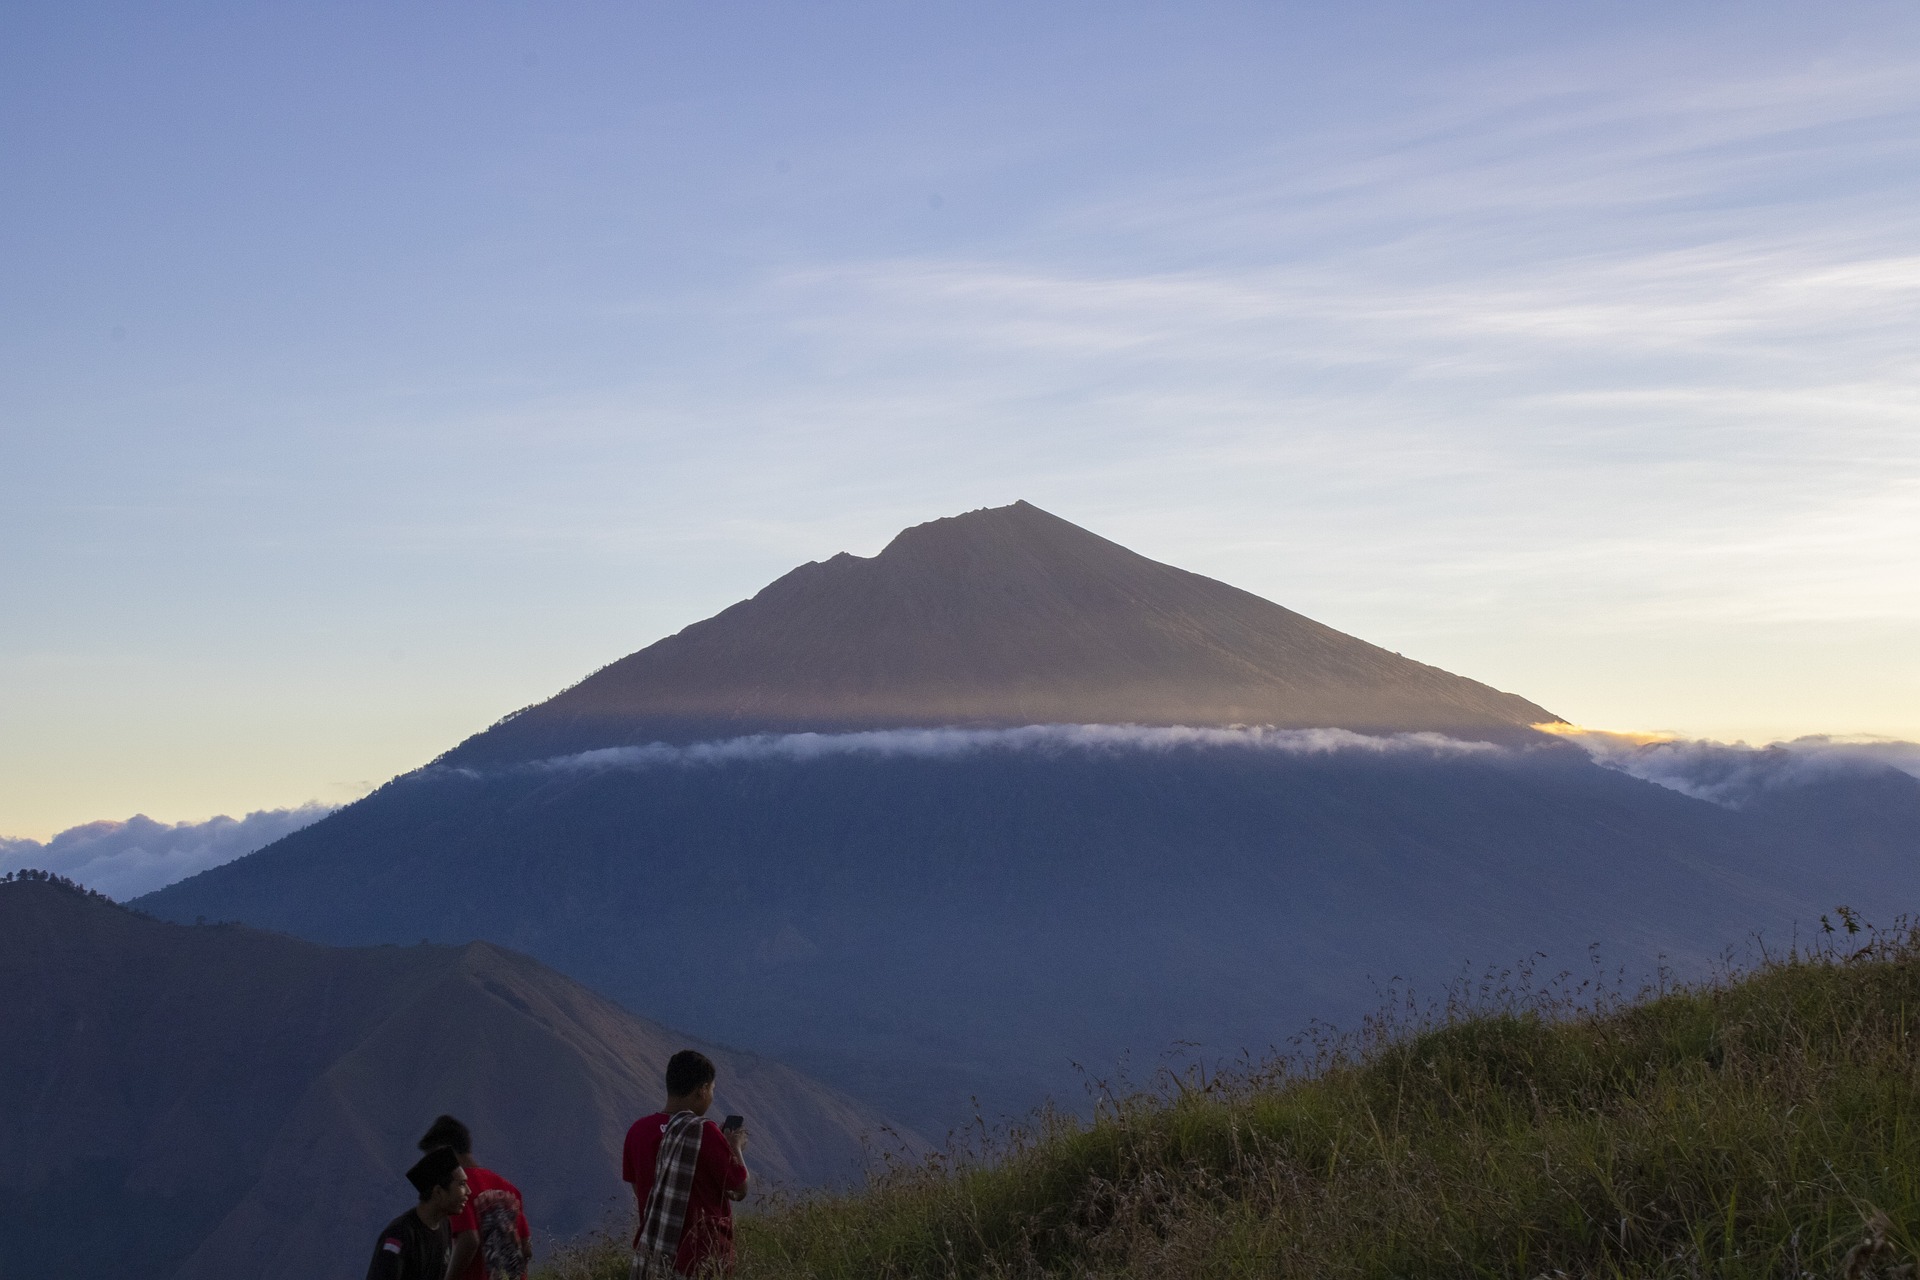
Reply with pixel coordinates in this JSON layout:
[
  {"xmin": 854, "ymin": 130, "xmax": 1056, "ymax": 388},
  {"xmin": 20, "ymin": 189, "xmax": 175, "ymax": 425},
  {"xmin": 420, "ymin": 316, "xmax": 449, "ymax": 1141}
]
[{"xmin": 1533, "ymin": 722, "xmax": 1678, "ymax": 747}]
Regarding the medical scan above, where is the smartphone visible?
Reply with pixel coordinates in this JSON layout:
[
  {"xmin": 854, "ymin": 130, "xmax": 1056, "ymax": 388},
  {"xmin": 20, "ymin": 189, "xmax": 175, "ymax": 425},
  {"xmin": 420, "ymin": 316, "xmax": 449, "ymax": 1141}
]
[{"xmin": 721, "ymin": 1114, "xmax": 745, "ymax": 1132}]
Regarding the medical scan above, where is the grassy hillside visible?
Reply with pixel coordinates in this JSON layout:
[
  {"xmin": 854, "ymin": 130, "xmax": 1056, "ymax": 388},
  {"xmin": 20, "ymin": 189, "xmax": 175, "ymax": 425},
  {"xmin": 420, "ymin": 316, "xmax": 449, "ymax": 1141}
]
[{"xmin": 544, "ymin": 913, "xmax": 1920, "ymax": 1279}]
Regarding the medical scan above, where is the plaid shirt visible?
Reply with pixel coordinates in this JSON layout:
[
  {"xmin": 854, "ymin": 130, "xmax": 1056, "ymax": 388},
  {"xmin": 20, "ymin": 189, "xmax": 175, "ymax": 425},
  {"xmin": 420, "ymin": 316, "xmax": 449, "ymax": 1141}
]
[{"xmin": 630, "ymin": 1111, "xmax": 705, "ymax": 1280}]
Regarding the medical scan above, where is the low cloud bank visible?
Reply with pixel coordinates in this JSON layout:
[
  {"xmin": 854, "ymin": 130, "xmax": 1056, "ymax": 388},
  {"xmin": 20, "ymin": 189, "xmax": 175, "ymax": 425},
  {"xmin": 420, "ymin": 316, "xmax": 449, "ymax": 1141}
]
[
  {"xmin": 503, "ymin": 723, "xmax": 1920, "ymax": 813},
  {"xmin": 0, "ymin": 804, "xmax": 335, "ymax": 901},
  {"xmin": 14, "ymin": 729, "xmax": 1905, "ymax": 901},
  {"xmin": 1549, "ymin": 727, "xmax": 1920, "ymax": 808},
  {"xmin": 506, "ymin": 724, "xmax": 1505, "ymax": 774}
]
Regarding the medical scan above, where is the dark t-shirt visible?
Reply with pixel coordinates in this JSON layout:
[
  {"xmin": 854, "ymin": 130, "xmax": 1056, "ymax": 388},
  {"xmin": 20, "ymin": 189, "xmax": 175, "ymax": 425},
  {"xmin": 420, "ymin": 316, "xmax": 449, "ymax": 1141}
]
[
  {"xmin": 365, "ymin": 1207, "xmax": 451, "ymax": 1280},
  {"xmin": 622, "ymin": 1112, "xmax": 748, "ymax": 1275}
]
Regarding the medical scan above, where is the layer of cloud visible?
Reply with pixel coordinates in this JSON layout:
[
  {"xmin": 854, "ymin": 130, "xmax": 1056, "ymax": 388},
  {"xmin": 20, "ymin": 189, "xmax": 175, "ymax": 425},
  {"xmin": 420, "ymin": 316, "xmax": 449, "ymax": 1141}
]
[
  {"xmin": 0, "ymin": 804, "xmax": 335, "ymax": 902},
  {"xmin": 497, "ymin": 724, "xmax": 1920, "ymax": 817},
  {"xmin": 16, "ymin": 723, "xmax": 1906, "ymax": 902},
  {"xmin": 1547, "ymin": 726, "xmax": 1920, "ymax": 807},
  {"xmin": 497, "ymin": 724, "xmax": 1507, "ymax": 775}
]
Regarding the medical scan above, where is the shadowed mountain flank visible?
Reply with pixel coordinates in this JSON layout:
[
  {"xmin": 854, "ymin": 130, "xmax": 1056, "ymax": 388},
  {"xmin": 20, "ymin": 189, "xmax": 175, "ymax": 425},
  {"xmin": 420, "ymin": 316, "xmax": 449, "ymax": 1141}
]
[
  {"xmin": 445, "ymin": 501, "xmax": 1557, "ymax": 767},
  {"xmin": 0, "ymin": 878, "xmax": 908, "ymax": 1280},
  {"xmin": 141, "ymin": 739, "xmax": 1920, "ymax": 1133}
]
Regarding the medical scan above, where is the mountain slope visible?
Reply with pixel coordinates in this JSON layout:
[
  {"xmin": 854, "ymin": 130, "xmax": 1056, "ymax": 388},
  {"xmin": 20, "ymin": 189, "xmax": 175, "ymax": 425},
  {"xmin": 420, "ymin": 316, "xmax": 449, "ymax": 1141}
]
[
  {"xmin": 0, "ymin": 878, "xmax": 908, "ymax": 1280},
  {"xmin": 445, "ymin": 501, "xmax": 1557, "ymax": 766},
  {"xmin": 139, "ymin": 738, "xmax": 1920, "ymax": 1133},
  {"xmin": 132, "ymin": 505, "xmax": 1920, "ymax": 1134},
  {"xmin": 557, "ymin": 928, "xmax": 1920, "ymax": 1280}
]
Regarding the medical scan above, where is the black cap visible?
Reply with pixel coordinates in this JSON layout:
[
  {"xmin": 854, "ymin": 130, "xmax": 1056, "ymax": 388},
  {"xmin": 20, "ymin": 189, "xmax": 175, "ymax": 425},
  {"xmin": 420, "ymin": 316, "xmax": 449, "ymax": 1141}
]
[{"xmin": 406, "ymin": 1146, "xmax": 461, "ymax": 1196}]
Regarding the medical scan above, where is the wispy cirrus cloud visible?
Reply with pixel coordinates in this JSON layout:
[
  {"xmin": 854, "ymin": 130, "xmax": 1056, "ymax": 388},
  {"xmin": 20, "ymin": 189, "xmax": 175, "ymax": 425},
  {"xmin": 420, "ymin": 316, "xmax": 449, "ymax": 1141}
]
[{"xmin": 745, "ymin": 48, "xmax": 1920, "ymax": 658}]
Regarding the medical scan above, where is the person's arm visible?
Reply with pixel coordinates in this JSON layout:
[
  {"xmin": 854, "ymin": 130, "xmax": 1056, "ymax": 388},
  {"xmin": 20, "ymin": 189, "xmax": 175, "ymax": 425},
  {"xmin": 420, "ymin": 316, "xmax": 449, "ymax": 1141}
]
[
  {"xmin": 724, "ymin": 1126, "xmax": 751, "ymax": 1202},
  {"xmin": 363, "ymin": 1234, "xmax": 403, "ymax": 1280},
  {"xmin": 445, "ymin": 1194, "xmax": 478, "ymax": 1277},
  {"xmin": 447, "ymin": 1229, "xmax": 479, "ymax": 1278}
]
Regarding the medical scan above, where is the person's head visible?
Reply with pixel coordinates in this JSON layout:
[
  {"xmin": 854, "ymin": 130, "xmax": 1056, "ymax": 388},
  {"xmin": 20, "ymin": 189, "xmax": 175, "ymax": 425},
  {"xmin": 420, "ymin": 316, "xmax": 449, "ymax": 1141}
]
[
  {"xmin": 406, "ymin": 1146, "xmax": 470, "ymax": 1216},
  {"xmin": 418, "ymin": 1114, "xmax": 474, "ymax": 1167},
  {"xmin": 665, "ymin": 1049, "xmax": 717, "ymax": 1114}
]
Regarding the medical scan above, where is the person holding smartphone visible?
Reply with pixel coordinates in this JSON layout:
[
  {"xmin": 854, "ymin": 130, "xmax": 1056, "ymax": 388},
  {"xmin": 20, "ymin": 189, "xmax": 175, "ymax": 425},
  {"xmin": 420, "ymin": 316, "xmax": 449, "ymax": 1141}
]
[{"xmin": 622, "ymin": 1050, "xmax": 750, "ymax": 1277}]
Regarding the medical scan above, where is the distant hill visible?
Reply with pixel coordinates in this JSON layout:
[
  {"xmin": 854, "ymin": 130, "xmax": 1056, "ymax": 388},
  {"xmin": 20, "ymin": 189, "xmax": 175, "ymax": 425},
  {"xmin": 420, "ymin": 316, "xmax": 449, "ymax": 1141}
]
[
  {"xmin": 0, "ymin": 877, "xmax": 908, "ymax": 1280},
  {"xmin": 443, "ymin": 501, "xmax": 1558, "ymax": 767}
]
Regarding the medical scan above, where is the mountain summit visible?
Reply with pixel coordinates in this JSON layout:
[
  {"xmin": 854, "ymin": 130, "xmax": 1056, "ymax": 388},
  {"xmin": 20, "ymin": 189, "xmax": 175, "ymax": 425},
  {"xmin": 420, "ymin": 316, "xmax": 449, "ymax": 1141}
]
[{"xmin": 448, "ymin": 501, "xmax": 1556, "ymax": 766}]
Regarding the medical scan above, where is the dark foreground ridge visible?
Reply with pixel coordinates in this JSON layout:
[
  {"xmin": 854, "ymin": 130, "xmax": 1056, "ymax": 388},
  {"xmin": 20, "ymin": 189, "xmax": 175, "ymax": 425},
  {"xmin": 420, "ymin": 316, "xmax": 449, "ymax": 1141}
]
[
  {"xmin": 0, "ymin": 877, "xmax": 906, "ymax": 1280},
  {"xmin": 442, "ymin": 500, "xmax": 1559, "ymax": 766},
  {"xmin": 549, "ymin": 916, "xmax": 1920, "ymax": 1280}
]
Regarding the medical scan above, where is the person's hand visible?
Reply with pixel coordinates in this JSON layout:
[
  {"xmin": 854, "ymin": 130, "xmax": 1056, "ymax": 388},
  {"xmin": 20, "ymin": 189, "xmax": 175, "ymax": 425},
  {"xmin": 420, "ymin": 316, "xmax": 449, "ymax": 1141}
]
[{"xmin": 725, "ymin": 1127, "xmax": 751, "ymax": 1201}]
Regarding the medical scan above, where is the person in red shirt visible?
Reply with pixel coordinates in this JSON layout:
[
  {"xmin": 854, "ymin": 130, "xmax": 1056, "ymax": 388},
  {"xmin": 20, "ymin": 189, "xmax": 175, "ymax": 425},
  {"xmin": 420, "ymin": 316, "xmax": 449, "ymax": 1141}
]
[
  {"xmin": 622, "ymin": 1050, "xmax": 750, "ymax": 1277},
  {"xmin": 418, "ymin": 1114, "xmax": 533, "ymax": 1280}
]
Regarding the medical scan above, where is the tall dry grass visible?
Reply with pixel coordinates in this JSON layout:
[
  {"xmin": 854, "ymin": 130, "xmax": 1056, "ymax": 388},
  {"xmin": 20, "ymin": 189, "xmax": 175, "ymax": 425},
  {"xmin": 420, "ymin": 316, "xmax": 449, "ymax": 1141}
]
[{"xmin": 544, "ymin": 911, "xmax": 1920, "ymax": 1279}]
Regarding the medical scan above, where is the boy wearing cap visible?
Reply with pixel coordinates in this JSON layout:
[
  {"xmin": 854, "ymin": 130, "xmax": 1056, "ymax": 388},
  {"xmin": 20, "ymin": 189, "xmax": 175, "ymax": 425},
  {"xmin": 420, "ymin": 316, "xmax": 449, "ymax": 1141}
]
[{"xmin": 365, "ymin": 1146, "xmax": 471, "ymax": 1280}]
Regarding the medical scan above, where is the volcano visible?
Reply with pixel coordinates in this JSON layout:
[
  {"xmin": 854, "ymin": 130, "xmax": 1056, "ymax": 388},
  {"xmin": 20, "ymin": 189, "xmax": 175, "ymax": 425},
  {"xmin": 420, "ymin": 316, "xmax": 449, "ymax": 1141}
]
[
  {"xmin": 137, "ymin": 503, "xmax": 1920, "ymax": 1133},
  {"xmin": 445, "ymin": 500, "xmax": 1557, "ymax": 767}
]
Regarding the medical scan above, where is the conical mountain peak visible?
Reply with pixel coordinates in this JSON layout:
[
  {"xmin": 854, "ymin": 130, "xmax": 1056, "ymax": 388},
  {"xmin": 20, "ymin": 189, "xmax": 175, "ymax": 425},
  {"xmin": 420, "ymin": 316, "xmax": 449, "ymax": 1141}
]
[
  {"xmin": 879, "ymin": 500, "xmax": 1093, "ymax": 557},
  {"xmin": 446, "ymin": 503, "xmax": 1556, "ymax": 766}
]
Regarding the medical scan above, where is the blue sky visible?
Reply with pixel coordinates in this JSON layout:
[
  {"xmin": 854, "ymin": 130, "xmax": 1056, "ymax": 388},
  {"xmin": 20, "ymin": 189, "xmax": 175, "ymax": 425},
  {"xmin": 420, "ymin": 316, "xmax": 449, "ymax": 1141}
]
[{"xmin": 4, "ymin": 1, "xmax": 1918, "ymax": 836}]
